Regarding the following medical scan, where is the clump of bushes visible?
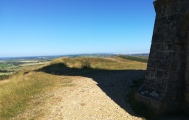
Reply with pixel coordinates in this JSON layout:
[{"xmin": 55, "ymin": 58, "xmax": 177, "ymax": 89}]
[
  {"xmin": 81, "ymin": 60, "xmax": 91, "ymax": 69},
  {"xmin": 0, "ymin": 75, "xmax": 10, "ymax": 80}
]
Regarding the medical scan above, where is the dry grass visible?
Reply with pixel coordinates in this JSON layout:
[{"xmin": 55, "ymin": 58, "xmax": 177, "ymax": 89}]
[
  {"xmin": 0, "ymin": 71, "xmax": 73, "ymax": 119},
  {"xmin": 0, "ymin": 56, "xmax": 147, "ymax": 119},
  {"xmin": 50, "ymin": 56, "xmax": 147, "ymax": 70}
]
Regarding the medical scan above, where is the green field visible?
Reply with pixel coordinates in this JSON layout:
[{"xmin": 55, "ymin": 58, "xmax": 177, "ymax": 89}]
[
  {"xmin": 0, "ymin": 63, "xmax": 12, "ymax": 68},
  {"xmin": 0, "ymin": 59, "xmax": 51, "ymax": 77}
]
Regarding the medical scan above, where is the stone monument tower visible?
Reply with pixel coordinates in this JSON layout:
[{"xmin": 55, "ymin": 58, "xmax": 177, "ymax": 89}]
[{"xmin": 135, "ymin": 0, "xmax": 189, "ymax": 115}]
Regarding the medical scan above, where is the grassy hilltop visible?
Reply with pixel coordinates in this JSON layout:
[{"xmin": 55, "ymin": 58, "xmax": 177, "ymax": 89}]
[{"xmin": 0, "ymin": 55, "xmax": 147, "ymax": 119}]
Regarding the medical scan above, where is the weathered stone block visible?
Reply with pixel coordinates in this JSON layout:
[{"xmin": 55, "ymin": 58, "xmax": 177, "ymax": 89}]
[{"xmin": 136, "ymin": 0, "xmax": 189, "ymax": 115}]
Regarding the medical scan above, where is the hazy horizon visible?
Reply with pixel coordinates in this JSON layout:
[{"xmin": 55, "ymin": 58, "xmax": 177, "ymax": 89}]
[{"xmin": 0, "ymin": 52, "xmax": 149, "ymax": 58}]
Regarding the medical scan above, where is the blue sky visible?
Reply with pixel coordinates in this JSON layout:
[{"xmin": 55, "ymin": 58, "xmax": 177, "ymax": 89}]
[{"xmin": 0, "ymin": 0, "xmax": 155, "ymax": 57}]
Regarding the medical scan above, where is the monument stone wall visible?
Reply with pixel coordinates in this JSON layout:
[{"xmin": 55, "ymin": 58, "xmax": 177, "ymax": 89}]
[{"xmin": 135, "ymin": 0, "xmax": 189, "ymax": 115}]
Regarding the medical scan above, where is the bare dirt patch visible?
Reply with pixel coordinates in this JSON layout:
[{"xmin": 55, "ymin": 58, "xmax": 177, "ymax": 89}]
[{"xmin": 12, "ymin": 70, "xmax": 145, "ymax": 120}]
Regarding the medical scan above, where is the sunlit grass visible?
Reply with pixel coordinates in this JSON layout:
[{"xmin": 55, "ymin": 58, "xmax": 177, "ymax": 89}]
[
  {"xmin": 50, "ymin": 56, "xmax": 147, "ymax": 70},
  {"xmin": 0, "ymin": 71, "xmax": 73, "ymax": 119},
  {"xmin": 0, "ymin": 56, "xmax": 147, "ymax": 119},
  {"xmin": 118, "ymin": 55, "xmax": 148, "ymax": 63}
]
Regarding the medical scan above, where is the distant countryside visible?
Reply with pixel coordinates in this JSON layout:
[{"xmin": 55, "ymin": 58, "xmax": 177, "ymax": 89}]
[{"xmin": 0, "ymin": 54, "xmax": 148, "ymax": 79}]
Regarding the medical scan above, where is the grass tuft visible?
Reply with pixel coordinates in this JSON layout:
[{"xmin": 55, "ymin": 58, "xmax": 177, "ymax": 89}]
[{"xmin": 0, "ymin": 75, "xmax": 10, "ymax": 80}]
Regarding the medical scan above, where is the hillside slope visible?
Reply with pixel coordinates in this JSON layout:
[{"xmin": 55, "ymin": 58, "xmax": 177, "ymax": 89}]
[{"xmin": 0, "ymin": 56, "xmax": 147, "ymax": 120}]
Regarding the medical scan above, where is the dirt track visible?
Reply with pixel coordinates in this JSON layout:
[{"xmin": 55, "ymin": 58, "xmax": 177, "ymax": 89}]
[{"xmin": 13, "ymin": 70, "xmax": 144, "ymax": 120}]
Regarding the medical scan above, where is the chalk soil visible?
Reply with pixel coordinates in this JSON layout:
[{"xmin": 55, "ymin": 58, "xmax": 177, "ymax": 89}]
[{"xmin": 13, "ymin": 71, "xmax": 145, "ymax": 120}]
